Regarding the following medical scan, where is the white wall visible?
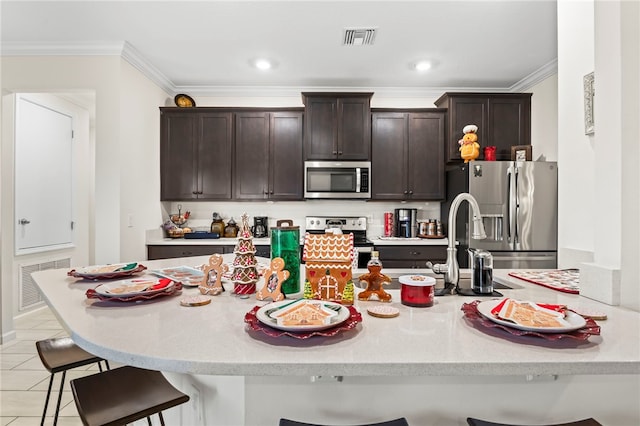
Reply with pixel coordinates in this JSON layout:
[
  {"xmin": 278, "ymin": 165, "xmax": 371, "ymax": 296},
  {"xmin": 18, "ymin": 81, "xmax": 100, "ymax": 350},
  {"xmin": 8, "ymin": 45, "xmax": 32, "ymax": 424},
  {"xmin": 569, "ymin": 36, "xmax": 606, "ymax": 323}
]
[
  {"xmin": 557, "ymin": 0, "xmax": 639, "ymax": 310},
  {"xmin": 557, "ymin": 0, "xmax": 596, "ymax": 264},
  {"xmin": 530, "ymin": 75, "xmax": 558, "ymax": 161},
  {"xmin": 119, "ymin": 60, "xmax": 173, "ymax": 261}
]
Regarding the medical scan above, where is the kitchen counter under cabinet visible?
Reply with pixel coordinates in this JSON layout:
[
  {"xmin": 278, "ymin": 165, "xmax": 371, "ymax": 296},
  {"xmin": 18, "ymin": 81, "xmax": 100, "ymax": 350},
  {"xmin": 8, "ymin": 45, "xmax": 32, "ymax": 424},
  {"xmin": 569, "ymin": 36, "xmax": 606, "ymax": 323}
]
[{"xmin": 32, "ymin": 257, "xmax": 640, "ymax": 425}]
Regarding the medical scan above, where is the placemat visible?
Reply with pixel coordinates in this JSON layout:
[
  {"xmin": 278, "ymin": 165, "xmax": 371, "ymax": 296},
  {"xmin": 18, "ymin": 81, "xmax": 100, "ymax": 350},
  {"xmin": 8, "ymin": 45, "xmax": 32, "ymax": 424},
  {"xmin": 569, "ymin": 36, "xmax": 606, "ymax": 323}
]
[{"xmin": 508, "ymin": 269, "xmax": 579, "ymax": 294}]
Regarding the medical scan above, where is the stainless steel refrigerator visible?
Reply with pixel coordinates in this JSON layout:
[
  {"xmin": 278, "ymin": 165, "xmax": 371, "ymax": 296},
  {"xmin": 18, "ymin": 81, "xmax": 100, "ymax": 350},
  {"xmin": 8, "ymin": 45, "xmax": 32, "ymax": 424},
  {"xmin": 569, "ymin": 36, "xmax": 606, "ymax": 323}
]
[{"xmin": 442, "ymin": 161, "xmax": 558, "ymax": 269}]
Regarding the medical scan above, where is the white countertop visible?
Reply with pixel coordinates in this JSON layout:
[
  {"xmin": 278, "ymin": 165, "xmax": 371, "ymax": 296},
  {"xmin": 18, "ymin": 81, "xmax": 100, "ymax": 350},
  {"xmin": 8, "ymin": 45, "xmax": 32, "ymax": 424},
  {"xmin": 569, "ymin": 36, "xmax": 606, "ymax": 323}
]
[
  {"xmin": 32, "ymin": 256, "xmax": 640, "ymax": 378},
  {"xmin": 146, "ymin": 232, "xmax": 449, "ymax": 247}
]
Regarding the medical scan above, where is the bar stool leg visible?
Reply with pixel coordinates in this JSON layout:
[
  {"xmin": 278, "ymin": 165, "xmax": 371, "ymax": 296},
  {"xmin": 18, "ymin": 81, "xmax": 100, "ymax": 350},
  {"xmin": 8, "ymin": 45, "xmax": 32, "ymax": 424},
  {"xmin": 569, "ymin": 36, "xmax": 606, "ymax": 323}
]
[
  {"xmin": 53, "ymin": 370, "xmax": 67, "ymax": 425},
  {"xmin": 40, "ymin": 373, "xmax": 55, "ymax": 426}
]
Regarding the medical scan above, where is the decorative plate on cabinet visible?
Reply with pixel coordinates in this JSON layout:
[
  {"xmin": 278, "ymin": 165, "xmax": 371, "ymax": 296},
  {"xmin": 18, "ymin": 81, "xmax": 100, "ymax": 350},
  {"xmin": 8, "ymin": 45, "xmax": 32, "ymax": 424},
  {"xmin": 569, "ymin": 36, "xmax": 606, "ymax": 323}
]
[{"xmin": 174, "ymin": 94, "xmax": 196, "ymax": 108}]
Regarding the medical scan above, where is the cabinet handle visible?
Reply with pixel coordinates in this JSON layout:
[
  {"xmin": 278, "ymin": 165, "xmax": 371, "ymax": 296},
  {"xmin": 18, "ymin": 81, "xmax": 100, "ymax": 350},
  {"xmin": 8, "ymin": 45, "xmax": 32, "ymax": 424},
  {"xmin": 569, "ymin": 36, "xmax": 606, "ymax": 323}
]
[
  {"xmin": 182, "ymin": 251, "xmax": 193, "ymax": 256},
  {"xmin": 332, "ymin": 151, "xmax": 338, "ymax": 155},
  {"xmin": 408, "ymin": 190, "xmax": 413, "ymax": 195},
  {"xmin": 338, "ymin": 151, "xmax": 343, "ymax": 155},
  {"xmin": 270, "ymin": 191, "xmax": 274, "ymax": 194},
  {"xmin": 403, "ymin": 190, "xmax": 408, "ymax": 195},
  {"xmin": 192, "ymin": 191, "xmax": 198, "ymax": 195}
]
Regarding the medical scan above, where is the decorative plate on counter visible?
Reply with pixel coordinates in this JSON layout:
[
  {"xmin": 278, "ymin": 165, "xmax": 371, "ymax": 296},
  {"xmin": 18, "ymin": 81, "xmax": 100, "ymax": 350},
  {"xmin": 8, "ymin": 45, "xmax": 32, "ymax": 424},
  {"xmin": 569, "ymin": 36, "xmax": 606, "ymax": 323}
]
[
  {"xmin": 68, "ymin": 263, "xmax": 147, "ymax": 280},
  {"xmin": 86, "ymin": 281, "xmax": 182, "ymax": 303},
  {"xmin": 245, "ymin": 304, "xmax": 362, "ymax": 339},
  {"xmin": 476, "ymin": 299, "xmax": 586, "ymax": 333},
  {"xmin": 256, "ymin": 300, "xmax": 350, "ymax": 332},
  {"xmin": 151, "ymin": 266, "xmax": 204, "ymax": 288},
  {"xmin": 92, "ymin": 279, "xmax": 175, "ymax": 298},
  {"xmin": 461, "ymin": 300, "xmax": 600, "ymax": 341}
]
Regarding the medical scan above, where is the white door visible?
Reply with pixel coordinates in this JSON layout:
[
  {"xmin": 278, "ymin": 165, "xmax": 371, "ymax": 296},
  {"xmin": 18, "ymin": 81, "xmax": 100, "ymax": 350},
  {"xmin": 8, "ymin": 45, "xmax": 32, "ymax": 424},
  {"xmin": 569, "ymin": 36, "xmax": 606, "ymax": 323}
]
[{"xmin": 15, "ymin": 94, "xmax": 74, "ymax": 253}]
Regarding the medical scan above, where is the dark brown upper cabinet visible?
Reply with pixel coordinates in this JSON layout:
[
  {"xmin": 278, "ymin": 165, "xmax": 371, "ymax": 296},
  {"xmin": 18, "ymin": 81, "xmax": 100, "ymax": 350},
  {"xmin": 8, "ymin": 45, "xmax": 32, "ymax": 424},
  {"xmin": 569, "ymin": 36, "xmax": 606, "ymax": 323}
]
[
  {"xmin": 234, "ymin": 111, "xmax": 304, "ymax": 200},
  {"xmin": 160, "ymin": 109, "xmax": 233, "ymax": 200},
  {"xmin": 434, "ymin": 93, "xmax": 531, "ymax": 163},
  {"xmin": 371, "ymin": 109, "xmax": 446, "ymax": 201},
  {"xmin": 302, "ymin": 92, "xmax": 373, "ymax": 160}
]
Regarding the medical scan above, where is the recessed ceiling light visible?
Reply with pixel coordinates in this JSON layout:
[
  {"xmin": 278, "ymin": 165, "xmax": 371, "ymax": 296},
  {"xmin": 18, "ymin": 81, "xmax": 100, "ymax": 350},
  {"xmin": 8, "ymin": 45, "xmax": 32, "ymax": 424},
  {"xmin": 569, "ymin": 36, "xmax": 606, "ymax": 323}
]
[
  {"xmin": 254, "ymin": 59, "xmax": 272, "ymax": 70},
  {"xmin": 414, "ymin": 61, "xmax": 432, "ymax": 72}
]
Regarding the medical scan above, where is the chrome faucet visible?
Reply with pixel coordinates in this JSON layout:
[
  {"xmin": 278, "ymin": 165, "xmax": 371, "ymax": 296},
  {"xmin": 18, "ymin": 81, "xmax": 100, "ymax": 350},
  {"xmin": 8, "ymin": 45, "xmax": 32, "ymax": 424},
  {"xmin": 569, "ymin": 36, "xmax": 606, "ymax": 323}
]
[{"xmin": 427, "ymin": 192, "xmax": 487, "ymax": 295}]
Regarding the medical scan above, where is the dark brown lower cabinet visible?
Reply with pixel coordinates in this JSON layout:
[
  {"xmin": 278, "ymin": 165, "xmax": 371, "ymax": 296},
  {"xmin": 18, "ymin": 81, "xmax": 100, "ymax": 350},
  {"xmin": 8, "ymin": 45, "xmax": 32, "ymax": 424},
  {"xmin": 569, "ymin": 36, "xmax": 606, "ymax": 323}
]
[
  {"xmin": 147, "ymin": 245, "xmax": 229, "ymax": 260},
  {"xmin": 375, "ymin": 245, "xmax": 446, "ymax": 269},
  {"xmin": 147, "ymin": 244, "xmax": 271, "ymax": 260}
]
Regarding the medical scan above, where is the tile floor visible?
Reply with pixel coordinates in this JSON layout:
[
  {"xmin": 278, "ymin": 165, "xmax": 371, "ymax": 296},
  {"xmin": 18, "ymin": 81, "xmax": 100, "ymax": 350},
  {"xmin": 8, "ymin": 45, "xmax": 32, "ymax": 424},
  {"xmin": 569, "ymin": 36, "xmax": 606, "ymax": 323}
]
[{"xmin": 0, "ymin": 306, "xmax": 111, "ymax": 426}]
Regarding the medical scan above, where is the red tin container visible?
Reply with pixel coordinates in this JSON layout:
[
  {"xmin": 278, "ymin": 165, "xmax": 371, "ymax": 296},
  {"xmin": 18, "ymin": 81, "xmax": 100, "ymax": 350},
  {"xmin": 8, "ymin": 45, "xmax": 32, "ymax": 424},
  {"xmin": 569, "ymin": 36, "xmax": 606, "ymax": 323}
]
[
  {"xmin": 383, "ymin": 212, "xmax": 394, "ymax": 237},
  {"xmin": 484, "ymin": 146, "xmax": 496, "ymax": 161},
  {"xmin": 399, "ymin": 275, "xmax": 436, "ymax": 307}
]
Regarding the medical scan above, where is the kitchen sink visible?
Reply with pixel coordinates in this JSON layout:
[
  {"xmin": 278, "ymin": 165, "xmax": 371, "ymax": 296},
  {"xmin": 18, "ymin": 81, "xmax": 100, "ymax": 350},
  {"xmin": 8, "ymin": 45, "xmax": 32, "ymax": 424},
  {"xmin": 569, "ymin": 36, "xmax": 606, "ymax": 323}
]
[{"xmin": 354, "ymin": 271, "xmax": 518, "ymax": 291}]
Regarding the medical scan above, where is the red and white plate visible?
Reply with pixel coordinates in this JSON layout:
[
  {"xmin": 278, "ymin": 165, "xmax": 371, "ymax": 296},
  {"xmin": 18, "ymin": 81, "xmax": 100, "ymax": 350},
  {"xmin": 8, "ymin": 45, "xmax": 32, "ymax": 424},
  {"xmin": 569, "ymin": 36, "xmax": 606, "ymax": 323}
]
[
  {"xmin": 93, "ymin": 279, "xmax": 174, "ymax": 298},
  {"xmin": 476, "ymin": 299, "xmax": 586, "ymax": 333}
]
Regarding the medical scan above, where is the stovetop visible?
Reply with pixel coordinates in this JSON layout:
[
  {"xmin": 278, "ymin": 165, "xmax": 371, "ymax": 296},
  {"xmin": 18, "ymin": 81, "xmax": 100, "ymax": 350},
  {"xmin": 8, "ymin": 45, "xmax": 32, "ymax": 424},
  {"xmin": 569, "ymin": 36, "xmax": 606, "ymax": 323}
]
[{"xmin": 305, "ymin": 216, "xmax": 372, "ymax": 246}]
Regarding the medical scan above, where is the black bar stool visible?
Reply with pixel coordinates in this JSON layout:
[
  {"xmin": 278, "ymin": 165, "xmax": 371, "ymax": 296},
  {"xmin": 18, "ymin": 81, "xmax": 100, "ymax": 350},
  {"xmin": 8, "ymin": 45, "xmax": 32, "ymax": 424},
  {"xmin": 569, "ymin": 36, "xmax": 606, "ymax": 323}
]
[
  {"xmin": 70, "ymin": 365, "xmax": 190, "ymax": 426},
  {"xmin": 279, "ymin": 418, "xmax": 409, "ymax": 426},
  {"xmin": 467, "ymin": 418, "xmax": 603, "ymax": 426},
  {"xmin": 36, "ymin": 337, "xmax": 109, "ymax": 426}
]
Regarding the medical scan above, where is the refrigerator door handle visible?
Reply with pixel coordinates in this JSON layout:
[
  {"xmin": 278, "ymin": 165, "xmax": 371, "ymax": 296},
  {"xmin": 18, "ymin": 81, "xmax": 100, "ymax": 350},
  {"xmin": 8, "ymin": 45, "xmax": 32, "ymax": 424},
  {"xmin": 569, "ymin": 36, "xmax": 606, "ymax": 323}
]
[
  {"xmin": 514, "ymin": 165, "xmax": 520, "ymax": 246},
  {"xmin": 506, "ymin": 166, "xmax": 516, "ymax": 244}
]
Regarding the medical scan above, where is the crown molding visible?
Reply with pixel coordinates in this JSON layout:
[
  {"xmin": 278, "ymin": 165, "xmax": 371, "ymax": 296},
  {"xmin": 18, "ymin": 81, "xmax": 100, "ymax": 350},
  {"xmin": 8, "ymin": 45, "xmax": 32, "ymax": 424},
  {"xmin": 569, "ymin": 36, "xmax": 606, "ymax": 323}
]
[
  {"xmin": 1, "ymin": 41, "xmax": 125, "ymax": 56},
  {"xmin": 510, "ymin": 58, "xmax": 558, "ymax": 92},
  {"xmin": 120, "ymin": 42, "xmax": 174, "ymax": 95},
  {"xmin": 1, "ymin": 41, "xmax": 557, "ymax": 98}
]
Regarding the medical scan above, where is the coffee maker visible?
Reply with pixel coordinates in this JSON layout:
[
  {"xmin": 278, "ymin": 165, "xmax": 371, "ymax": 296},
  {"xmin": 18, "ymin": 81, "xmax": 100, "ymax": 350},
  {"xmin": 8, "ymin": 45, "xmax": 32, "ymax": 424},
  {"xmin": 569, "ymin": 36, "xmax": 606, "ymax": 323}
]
[
  {"xmin": 395, "ymin": 208, "xmax": 417, "ymax": 238},
  {"xmin": 252, "ymin": 216, "xmax": 268, "ymax": 238}
]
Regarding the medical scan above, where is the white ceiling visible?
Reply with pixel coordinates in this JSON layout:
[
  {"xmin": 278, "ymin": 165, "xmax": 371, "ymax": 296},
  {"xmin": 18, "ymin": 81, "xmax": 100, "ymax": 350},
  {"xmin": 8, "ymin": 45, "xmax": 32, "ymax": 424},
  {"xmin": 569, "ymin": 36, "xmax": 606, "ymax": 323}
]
[{"xmin": 1, "ymin": 1, "xmax": 558, "ymax": 96}]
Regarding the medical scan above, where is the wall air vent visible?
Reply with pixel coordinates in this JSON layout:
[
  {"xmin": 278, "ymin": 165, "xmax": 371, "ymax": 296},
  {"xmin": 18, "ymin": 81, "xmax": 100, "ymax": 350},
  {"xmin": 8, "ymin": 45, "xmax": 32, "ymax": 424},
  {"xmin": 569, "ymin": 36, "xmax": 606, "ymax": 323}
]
[{"xmin": 343, "ymin": 28, "xmax": 377, "ymax": 46}]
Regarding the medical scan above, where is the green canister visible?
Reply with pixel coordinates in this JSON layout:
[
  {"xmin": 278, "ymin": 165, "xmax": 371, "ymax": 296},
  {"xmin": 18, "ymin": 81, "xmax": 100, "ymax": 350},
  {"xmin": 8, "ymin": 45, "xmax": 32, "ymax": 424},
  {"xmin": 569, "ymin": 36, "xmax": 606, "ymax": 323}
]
[{"xmin": 270, "ymin": 220, "xmax": 300, "ymax": 294}]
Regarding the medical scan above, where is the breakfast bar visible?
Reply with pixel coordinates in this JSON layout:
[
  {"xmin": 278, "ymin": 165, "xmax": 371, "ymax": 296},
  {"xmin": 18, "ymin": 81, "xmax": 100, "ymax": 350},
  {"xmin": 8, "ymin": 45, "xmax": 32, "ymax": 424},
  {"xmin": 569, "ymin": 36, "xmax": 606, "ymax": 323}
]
[{"xmin": 32, "ymin": 255, "xmax": 640, "ymax": 426}]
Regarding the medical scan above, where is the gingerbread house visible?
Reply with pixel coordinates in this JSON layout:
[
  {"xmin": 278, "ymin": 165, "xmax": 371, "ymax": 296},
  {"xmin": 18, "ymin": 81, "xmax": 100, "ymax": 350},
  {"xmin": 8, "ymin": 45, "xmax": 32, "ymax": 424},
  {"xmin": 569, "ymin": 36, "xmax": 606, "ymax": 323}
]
[
  {"xmin": 271, "ymin": 300, "xmax": 337, "ymax": 327},
  {"xmin": 302, "ymin": 233, "xmax": 355, "ymax": 305}
]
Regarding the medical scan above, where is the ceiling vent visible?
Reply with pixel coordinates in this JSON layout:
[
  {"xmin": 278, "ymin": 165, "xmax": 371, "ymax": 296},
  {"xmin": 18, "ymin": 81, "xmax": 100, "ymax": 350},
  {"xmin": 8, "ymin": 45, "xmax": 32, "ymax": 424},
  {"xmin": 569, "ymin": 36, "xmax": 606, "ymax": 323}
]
[{"xmin": 343, "ymin": 28, "xmax": 377, "ymax": 46}]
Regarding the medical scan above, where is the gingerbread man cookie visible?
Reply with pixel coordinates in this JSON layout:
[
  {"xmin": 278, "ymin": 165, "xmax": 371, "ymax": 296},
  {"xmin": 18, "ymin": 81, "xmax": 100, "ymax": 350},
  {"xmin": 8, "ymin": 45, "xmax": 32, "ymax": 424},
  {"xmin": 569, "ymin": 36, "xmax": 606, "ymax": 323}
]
[
  {"xmin": 199, "ymin": 254, "xmax": 228, "ymax": 296},
  {"xmin": 256, "ymin": 257, "xmax": 289, "ymax": 302}
]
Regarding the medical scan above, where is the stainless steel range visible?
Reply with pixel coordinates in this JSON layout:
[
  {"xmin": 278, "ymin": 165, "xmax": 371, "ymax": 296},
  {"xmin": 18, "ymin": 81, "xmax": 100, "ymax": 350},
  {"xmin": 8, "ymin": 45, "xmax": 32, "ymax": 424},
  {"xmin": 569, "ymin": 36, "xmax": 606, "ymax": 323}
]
[{"xmin": 305, "ymin": 216, "xmax": 373, "ymax": 268}]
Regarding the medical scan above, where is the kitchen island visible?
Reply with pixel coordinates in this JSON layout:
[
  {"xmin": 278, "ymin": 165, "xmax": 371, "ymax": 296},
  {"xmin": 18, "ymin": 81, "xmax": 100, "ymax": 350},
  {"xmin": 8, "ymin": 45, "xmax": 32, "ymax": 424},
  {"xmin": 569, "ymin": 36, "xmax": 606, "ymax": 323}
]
[{"xmin": 32, "ymin": 255, "xmax": 639, "ymax": 426}]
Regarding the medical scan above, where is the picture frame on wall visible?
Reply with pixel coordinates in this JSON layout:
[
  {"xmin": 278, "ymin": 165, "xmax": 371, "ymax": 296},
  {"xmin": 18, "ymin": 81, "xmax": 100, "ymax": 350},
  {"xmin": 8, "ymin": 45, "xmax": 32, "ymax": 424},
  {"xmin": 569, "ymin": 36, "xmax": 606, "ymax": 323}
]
[
  {"xmin": 511, "ymin": 145, "xmax": 532, "ymax": 161},
  {"xmin": 584, "ymin": 72, "xmax": 595, "ymax": 135}
]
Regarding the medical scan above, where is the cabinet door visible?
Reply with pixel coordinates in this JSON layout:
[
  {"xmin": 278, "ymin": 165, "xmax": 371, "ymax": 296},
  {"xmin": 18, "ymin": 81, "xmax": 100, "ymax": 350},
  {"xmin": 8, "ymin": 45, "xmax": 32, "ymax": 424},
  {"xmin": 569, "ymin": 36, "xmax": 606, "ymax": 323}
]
[
  {"xmin": 407, "ymin": 112, "xmax": 445, "ymax": 200},
  {"xmin": 160, "ymin": 112, "xmax": 198, "ymax": 200},
  {"xmin": 446, "ymin": 97, "xmax": 487, "ymax": 163},
  {"xmin": 234, "ymin": 112, "xmax": 270, "ymax": 199},
  {"xmin": 488, "ymin": 97, "xmax": 531, "ymax": 160},
  {"xmin": 304, "ymin": 97, "xmax": 337, "ymax": 160},
  {"xmin": 338, "ymin": 97, "xmax": 371, "ymax": 160},
  {"xmin": 376, "ymin": 245, "xmax": 447, "ymax": 267},
  {"xmin": 371, "ymin": 113, "xmax": 407, "ymax": 199},
  {"xmin": 147, "ymin": 245, "xmax": 224, "ymax": 260},
  {"xmin": 270, "ymin": 112, "xmax": 304, "ymax": 200},
  {"xmin": 199, "ymin": 113, "xmax": 233, "ymax": 199}
]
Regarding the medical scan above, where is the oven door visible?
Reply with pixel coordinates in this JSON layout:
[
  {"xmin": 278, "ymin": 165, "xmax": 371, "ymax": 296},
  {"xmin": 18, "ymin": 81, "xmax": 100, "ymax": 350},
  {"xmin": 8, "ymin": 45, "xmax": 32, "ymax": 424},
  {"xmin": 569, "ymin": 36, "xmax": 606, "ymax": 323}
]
[{"xmin": 355, "ymin": 245, "xmax": 373, "ymax": 269}]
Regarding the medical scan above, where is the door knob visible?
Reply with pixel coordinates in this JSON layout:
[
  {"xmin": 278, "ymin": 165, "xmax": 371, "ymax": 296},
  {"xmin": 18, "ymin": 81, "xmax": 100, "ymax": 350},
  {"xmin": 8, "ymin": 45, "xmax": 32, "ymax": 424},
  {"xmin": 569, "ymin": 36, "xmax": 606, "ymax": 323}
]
[{"xmin": 18, "ymin": 218, "xmax": 31, "ymax": 225}]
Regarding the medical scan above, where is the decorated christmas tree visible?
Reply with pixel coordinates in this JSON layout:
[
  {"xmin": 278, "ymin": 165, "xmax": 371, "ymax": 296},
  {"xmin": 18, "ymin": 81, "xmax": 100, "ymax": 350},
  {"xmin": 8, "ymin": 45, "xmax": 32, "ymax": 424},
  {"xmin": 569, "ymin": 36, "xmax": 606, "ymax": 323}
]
[{"xmin": 231, "ymin": 213, "xmax": 259, "ymax": 295}]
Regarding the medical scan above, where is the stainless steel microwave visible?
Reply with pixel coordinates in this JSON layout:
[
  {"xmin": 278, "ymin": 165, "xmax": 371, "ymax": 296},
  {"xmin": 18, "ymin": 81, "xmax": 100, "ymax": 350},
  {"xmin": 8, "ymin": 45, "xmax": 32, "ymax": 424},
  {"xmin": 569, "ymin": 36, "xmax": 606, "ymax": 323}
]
[{"xmin": 304, "ymin": 161, "xmax": 371, "ymax": 199}]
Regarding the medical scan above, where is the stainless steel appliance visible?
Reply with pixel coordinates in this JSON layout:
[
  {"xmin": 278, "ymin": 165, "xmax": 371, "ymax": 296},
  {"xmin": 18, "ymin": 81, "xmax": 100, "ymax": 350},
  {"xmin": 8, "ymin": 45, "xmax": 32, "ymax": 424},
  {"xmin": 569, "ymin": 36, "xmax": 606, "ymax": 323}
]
[
  {"xmin": 305, "ymin": 216, "xmax": 372, "ymax": 268},
  {"xmin": 394, "ymin": 208, "xmax": 417, "ymax": 238},
  {"xmin": 304, "ymin": 161, "xmax": 370, "ymax": 199},
  {"xmin": 442, "ymin": 161, "xmax": 558, "ymax": 269},
  {"xmin": 251, "ymin": 216, "xmax": 268, "ymax": 238}
]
